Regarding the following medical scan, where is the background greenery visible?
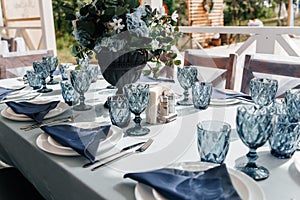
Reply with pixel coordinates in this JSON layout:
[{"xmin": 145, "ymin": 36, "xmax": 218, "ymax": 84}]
[{"xmin": 53, "ymin": 0, "xmax": 299, "ymax": 63}]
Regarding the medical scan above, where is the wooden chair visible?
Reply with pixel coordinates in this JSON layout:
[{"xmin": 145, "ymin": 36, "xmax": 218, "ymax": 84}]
[
  {"xmin": 0, "ymin": 167, "xmax": 44, "ymax": 200},
  {"xmin": 0, "ymin": 50, "xmax": 54, "ymax": 79},
  {"xmin": 241, "ymin": 54, "xmax": 300, "ymax": 95},
  {"xmin": 184, "ymin": 50, "xmax": 237, "ymax": 89}
]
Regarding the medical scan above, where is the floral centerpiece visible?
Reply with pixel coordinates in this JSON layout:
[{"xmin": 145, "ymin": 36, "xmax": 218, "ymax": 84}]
[{"xmin": 68, "ymin": 0, "xmax": 181, "ymax": 81}]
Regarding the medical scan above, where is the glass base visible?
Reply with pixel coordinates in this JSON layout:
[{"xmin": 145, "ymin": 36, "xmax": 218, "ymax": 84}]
[
  {"xmin": 236, "ymin": 163, "xmax": 269, "ymax": 181},
  {"xmin": 104, "ymin": 101, "xmax": 109, "ymax": 109},
  {"xmin": 126, "ymin": 127, "xmax": 150, "ymax": 136},
  {"xmin": 37, "ymin": 88, "xmax": 53, "ymax": 93},
  {"xmin": 73, "ymin": 104, "xmax": 92, "ymax": 111},
  {"xmin": 271, "ymin": 149, "xmax": 294, "ymax": 159},
  {"xmin": 32, "ymin": 86, "xmax": 41, "ymax": 90},
  {"xmin": 106, "ymin": 85, "xmax": 117, "ymax": 89},
  {"xmin": 177, "ymin": 99, "xmax": 193, "ymax": 106},
  {"xmin": 48, "ymin": 80, "xmax": 59, "ymax": 85}
]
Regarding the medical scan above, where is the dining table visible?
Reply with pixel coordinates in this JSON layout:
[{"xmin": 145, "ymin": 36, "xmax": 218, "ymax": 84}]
[{"xmin": 0, "ymin": 73, "xmax": 299, "ymax": 200}]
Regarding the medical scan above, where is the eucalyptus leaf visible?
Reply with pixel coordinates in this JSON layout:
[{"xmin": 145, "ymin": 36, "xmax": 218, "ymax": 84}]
[
  {"xmin": 124, "ymin": 0, "xmax": 140, "ymax": 8},
  {"xmin": 174, "ymin": 60, "xmax": 181, "ymax": 66},
  {"xmin": 116, "ymin": 6, "xmax": 128, "ymax": 16},
  {"xmin": 80, "ymin": 5, "xmax": 89, "ymax": 16},
  {"xmin": 153, "ymin": 72, "xmax": 160, "ymax": 79},
  {"xmin": 143, "ymin": 70, "xmax": 151, "ymax": 76},
  {"xmin": 171, "ymin": 53, "xmax": 177, "ymax": 59},
  {"xmin": 104, "ymin": 7, "xmax": 116, "ymax": 16}
]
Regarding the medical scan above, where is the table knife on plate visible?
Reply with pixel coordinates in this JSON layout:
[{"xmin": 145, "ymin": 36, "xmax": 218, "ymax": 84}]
[{"xmin": 83, "ymin": 141, "xmax": 146, "ymax": 168}]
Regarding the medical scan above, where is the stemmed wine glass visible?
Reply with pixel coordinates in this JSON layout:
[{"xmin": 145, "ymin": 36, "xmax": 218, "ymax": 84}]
[
  {"xmin": 250, "ymin": 78, "xmax": 278, "ymax": 107},
  {"xmin": 43, "ymin": 56, "xmax": 59, "ymax": 85},
  {"xmin": 177, "ymin": 66, "xmax": 197, "ymax": 105},
  {"xmin": 124, "ymin": 83, "xmax": 150, "ymax": 136},
  {"xmin": 33, "ymin": 60, "xmax": 53, "ymax": 93},
  {"xmin": 70, "ymin": 70, "xmax": 92, "ymax": 111},
  {"xmin": 236, "ymin": 105, "xmax": 274, "ymax": 180}
]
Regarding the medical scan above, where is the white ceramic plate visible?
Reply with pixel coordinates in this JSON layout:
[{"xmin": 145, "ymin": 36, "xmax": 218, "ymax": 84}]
[
  {"xmin": 295, "ymin": 157, "xmax": 300, "ymax": 173},
  {"xmin": 134, "ymin": 162, "xmax": 265, "ymax": 200},
  {"xmin": 36, "ymin": 124, "xmax": 123, "ymax": 156},
  {"xmin": 5, "ymin": 86, "xmax": 32, "ymax": 99},
  {"xmin": 1, "ymin": 101, "xmax": 68, "ymax": 121},
  {"xmin": 210, "ymin": 98, "xmax": 240, "ymax": 106}
]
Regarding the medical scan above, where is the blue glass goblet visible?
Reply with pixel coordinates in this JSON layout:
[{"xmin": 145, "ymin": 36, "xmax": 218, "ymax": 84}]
[
  {"xmin": 236, "ymin": 105, "xmax": 274, "ymax": 180},
  {"xmin": 285, "ymin": 89, "xmax": 300, "ymax": 123},
  {"xmin": 43, "ymin": 56, "xmax": 59, "ymax": 85},
  {"xmin": 26, "ymin": 70, "xmax": 41, "ymax": 90},
  {"xmin": 250, "ymin": 78, "xmax": 278, "ymax": 107},
  {"xmin": 269, "ymin": 114, "xmax": 300, "ymax": 159},
  {"xmin": 33, "ymin": 60, "xmax": 52, "ymax": 93},
  {"xmin": 88, "ymin": 65, "xmax": 100, "ymax": 83},
  {"xmin": 192, "ymin": 82, "xmax": 212, "ymax": 110},
  {"xmin": 107, "ymin": 94, "xmax": 131, "ymax": 128},
  {"xmin": 70, "ymin": 70, "xmax": 92, "ymax": 111},
  {"xmin": 124, "ymin": 83, "xmax": 150, "ymax": 136},
  {"xmin": 177, "ymin": 66, "xmax": 197, "ymax": 105},
  {"xmin": 60, "ymin": 81, "xmax": 79, "ymax": 106},
  {"xmin": 59, "ymin": 63, "xmax": 72, "ymax": 81},
  {"xmin": 197, "ymin": 120, "xmax": 231, "ymax": 164}
]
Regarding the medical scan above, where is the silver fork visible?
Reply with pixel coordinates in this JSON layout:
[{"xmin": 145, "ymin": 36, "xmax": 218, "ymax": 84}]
[{"xmin": 91, "ymin": 138, "xmax": 153, "ymax": 171}]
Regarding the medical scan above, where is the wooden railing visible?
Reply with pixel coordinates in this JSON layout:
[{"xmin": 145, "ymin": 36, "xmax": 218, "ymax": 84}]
[{"xmin": 178, "ymin": 26, "xmax": 300, "ymax": 56}]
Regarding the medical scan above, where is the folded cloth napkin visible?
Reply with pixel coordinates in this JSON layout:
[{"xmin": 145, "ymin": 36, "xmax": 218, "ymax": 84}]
[
  {"xmin": 212, "ymin": 88, "xmax": 251, "ymax": 100},
  {"xmin": 5, "ymin": 101, "xmax": 60, "ymax": 123},
  {"xmin": 41, "ymin": 124, "xmax": 111, "ymax": 162},
  {"xmin": 124, "ymin": 164, "xmax": 241, "ymax": 200},
  {"xmin": 0, "ymin": 86, "xmax": 25, "ymax": 101}
]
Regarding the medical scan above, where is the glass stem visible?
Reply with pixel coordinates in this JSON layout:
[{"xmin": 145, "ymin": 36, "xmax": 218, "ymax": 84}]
[
  {"xmin": 49, "ymin": 74, "xmax": 54, "ymax": 82},
  {"xmin": 133, "ymin": 114, "xmax": 142, "ymax": 129},
  {"xmin": 79, "ymin": 93, "xmax": 85, "ymax": 106},
  {"xmin": 246, "ymin": 148, "xmax": 258, "ymax": 168},
  {"xmin": 41, "ymin": 78, "xmax": 47, "ymax": 89},
  {"xmin": 183, "ymin": 89, "xmax": 189, "ymax": 101}
]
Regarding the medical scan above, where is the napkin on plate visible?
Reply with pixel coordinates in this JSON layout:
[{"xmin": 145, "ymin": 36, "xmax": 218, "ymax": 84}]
[
  {"xmin": 124, "ymin": 164, "xmax": 241, "ymax": 200},
  {"xmin": 0, "ymin": 86, "xmax": 25, "ymax": 101},
  {"xmin": 5, "ymin": 101, "xmax": 60, "ymax": 123},
  {"xmin": 40, "ymin": 124, "xmax": 111, "ymax": 162}
]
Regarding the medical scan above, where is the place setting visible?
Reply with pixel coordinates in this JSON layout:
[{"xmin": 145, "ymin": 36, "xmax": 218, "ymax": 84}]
[
  {"xmin": 0, "ymin": 84, "xmax": 39, "ymax": 103},
  {"xmin": 1, "ymin": 100, "xmax": 69, "ymax": 122},
  {"xmin": 125, "ymin": 118, "xmax": 264, "ymax": 200},
  {"xmin": 36, "ymin": 123, "xmax": 123, "ymax": 158}
]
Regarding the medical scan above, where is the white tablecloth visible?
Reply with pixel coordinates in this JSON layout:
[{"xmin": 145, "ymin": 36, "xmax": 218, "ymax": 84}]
[{"xmin": 0, "ymin": 77, "xmax": 299, "ymax": 200}]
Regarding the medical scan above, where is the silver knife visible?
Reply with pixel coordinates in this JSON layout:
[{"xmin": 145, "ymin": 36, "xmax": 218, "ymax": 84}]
[
  {"xmin": 91, "ymin": 138, "xmax": 153, "ymax": 171},
  {"xmin": 83, "ymin": 141, "xmax": 146, "ymax": 168}
]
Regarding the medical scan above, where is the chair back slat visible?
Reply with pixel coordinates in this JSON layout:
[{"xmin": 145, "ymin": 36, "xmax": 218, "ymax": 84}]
[
  {"xmin": 0, "ymin": 50, "xmax": 54, "ymax": 79},
  {"xmin": 241, "ymin": 54, "xmax": 300, "ymax": 94},
  {"xmin": 184, "ymin": 50, "xmax": 237, "ymax": 89}
]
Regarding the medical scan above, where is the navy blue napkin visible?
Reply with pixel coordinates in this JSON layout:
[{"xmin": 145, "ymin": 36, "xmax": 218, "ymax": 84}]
[
  {"xmin": 5, "ymin": 101, "xmax": 60, "ymax": 123},
  {"xmin": 124, "ymin": 164, "xmax": 241, "ymax": 200},
  {"xmin": 41, "ymin": 124, "xmax": 111, "ymax": 162},
  {"xmin": 0, "ymin": 86, "xmax": 25, "ymax": 101}
]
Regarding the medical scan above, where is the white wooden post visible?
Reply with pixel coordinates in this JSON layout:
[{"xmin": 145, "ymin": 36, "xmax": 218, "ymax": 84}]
[
  {"xmin": 39, "ymin": 0, "xmax": 57, "ymax": 55},
  {"xmin": 287, "ymin": 0, "xmax": 294, "ymax": 26},
  {"xmin": 0, "ymin": 2, "xmax": 3, "ymax": 27}
]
